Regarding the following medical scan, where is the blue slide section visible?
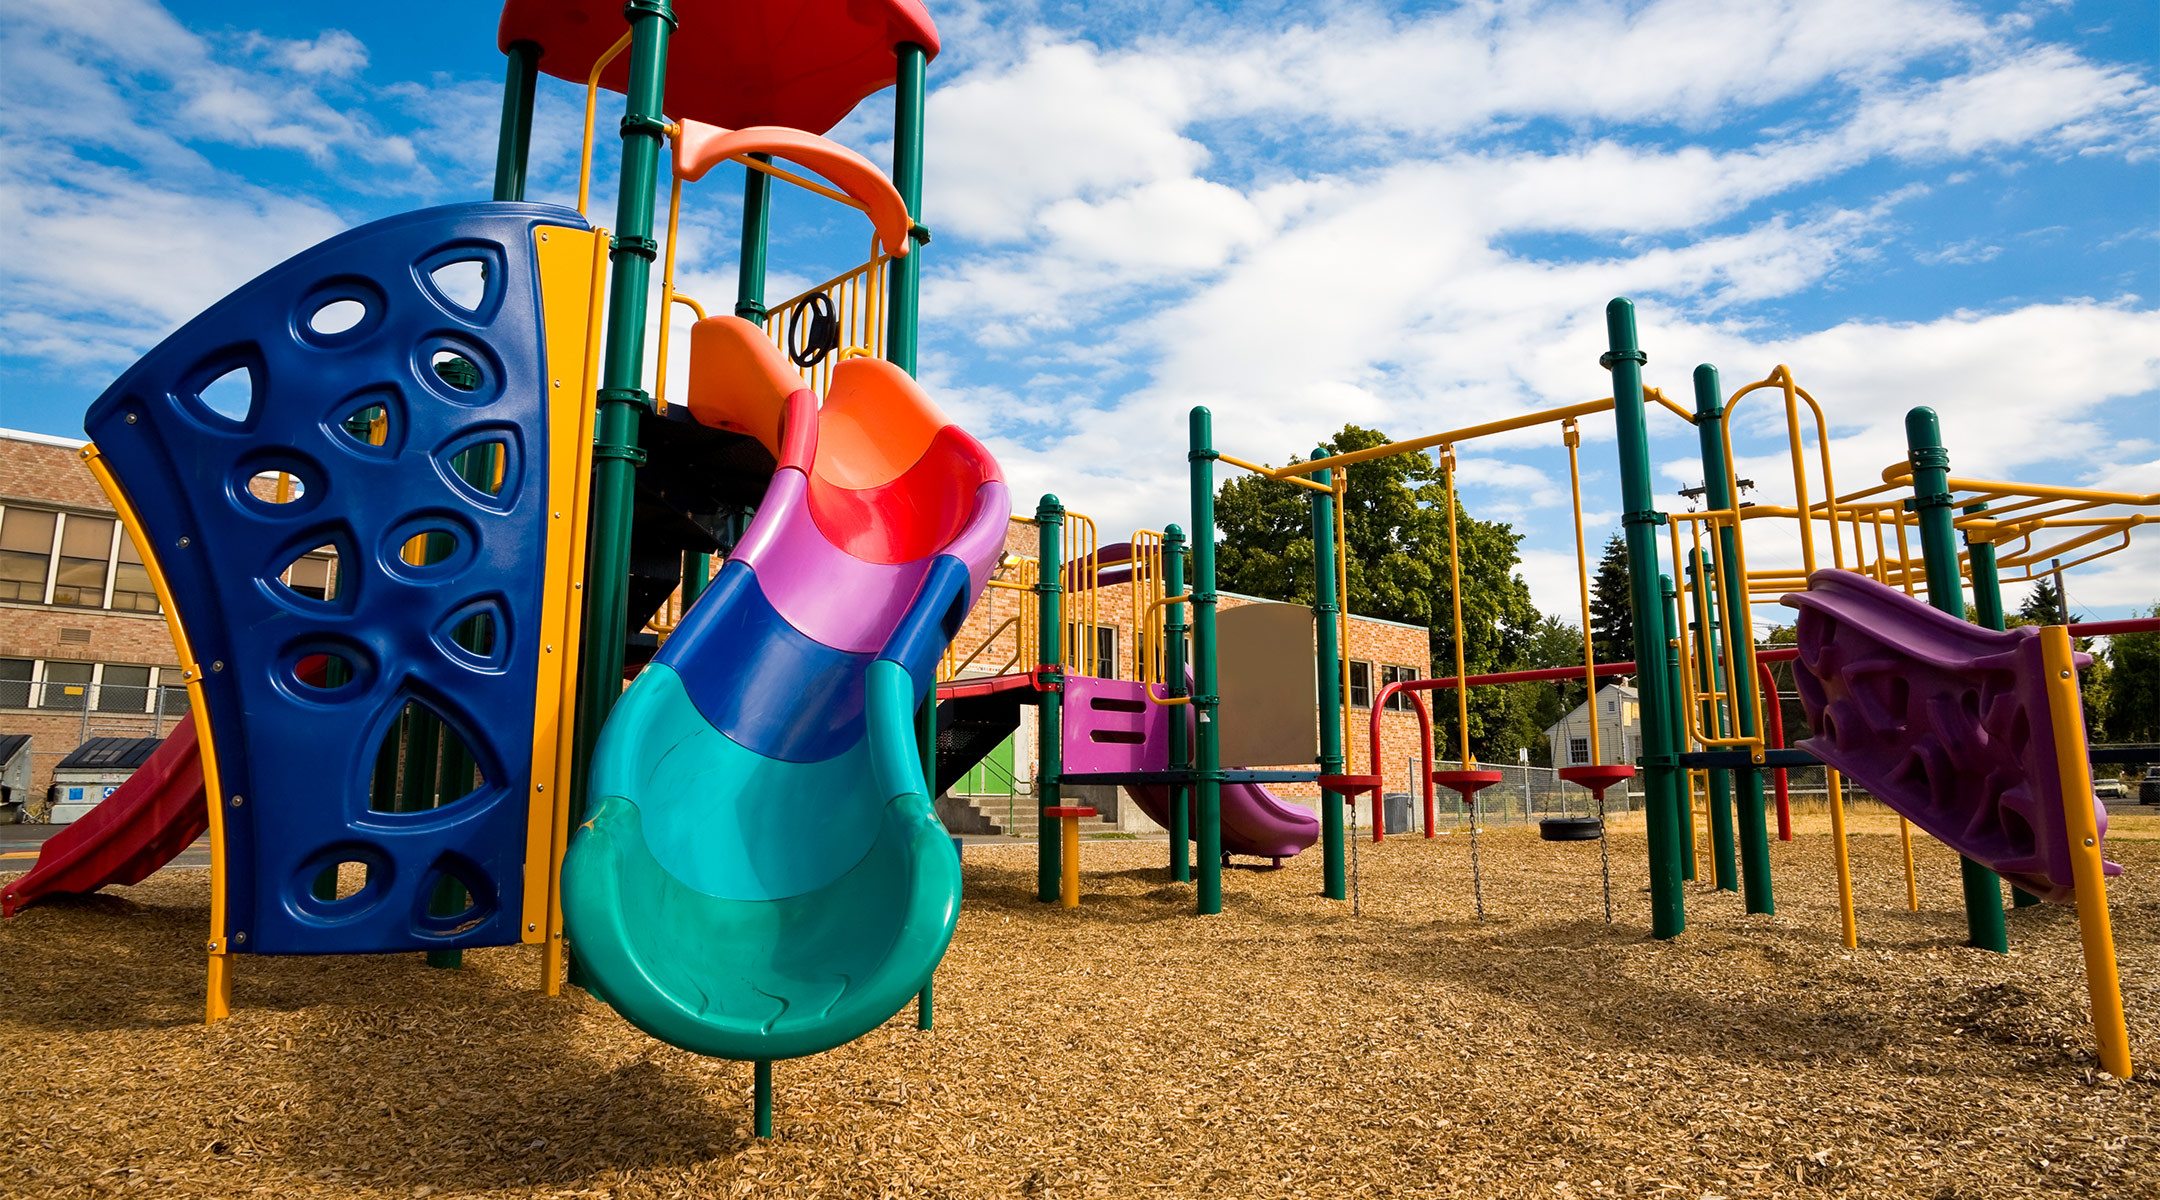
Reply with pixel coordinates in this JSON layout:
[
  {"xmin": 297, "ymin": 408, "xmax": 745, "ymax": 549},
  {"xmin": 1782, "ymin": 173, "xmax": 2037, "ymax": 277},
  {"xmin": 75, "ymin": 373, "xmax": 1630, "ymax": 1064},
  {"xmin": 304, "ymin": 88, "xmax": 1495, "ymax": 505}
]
[{"xmin": 82, "ymin": 202, "xmax": 587, "ymax": 955}]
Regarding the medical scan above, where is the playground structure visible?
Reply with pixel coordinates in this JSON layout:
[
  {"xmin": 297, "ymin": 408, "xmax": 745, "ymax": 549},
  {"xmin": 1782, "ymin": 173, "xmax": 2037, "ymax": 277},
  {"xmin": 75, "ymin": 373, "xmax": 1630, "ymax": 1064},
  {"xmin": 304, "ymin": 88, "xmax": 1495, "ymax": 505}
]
[
  {"xmin": 1, "ymin": 0, "xmax": 2154, "ymax": 1141},
  {"xmin": 4, "ymin": 0, "xmax": 980, "ymax": 1135},
  {"xmin": 908, "ymin": 302, "xmax": 2154, "ymax": 1080}
]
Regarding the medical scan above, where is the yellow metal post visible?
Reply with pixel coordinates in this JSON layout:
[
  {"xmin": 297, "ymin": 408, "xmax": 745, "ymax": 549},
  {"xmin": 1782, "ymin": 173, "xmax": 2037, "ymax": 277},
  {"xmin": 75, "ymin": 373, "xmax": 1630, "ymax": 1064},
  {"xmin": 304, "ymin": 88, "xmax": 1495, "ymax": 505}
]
[
  {"xmin": 2039, "ymin": 625, "xmax": 2133, "ymax": 1078},
  {"xmin": 1827, "ymin": 766, "xmax": 1857, "ymax": 949},
  {"xmin": 1899, "ymin": 818, "xmax": 1919, "ymax": 912},
  {"xmin": 1061, "ymin": 818, "xmax": 1079, "ymax": 908}
]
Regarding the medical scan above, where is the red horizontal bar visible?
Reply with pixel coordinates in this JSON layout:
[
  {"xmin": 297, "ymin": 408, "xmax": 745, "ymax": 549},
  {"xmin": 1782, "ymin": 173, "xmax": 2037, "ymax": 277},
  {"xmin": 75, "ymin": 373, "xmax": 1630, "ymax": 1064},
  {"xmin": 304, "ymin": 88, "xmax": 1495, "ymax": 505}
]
[{"xmin": 2067, "ymin": 618, "xmax": 2160, "ymax": 638}]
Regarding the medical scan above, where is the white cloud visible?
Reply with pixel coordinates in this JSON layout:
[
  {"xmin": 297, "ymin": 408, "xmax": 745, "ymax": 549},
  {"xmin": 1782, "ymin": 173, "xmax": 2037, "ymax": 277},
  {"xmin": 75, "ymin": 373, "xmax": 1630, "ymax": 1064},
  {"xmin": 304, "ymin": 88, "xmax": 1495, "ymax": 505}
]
[{"xmin": 256, "ymin": 30, "xmax": 368, "ymax": 78}]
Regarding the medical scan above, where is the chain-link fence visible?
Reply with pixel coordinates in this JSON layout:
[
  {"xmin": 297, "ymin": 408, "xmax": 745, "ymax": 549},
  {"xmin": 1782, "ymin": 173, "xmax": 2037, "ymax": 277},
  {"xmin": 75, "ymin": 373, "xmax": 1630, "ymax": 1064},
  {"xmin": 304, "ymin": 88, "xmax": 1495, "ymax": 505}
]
[
  {"xmin": 2, "ymin": 679, "xmax": 190, "ymax": 731},
  {"xmin": 1374, "ymin": 760, "xmax": 1643, "ymax": 827}
]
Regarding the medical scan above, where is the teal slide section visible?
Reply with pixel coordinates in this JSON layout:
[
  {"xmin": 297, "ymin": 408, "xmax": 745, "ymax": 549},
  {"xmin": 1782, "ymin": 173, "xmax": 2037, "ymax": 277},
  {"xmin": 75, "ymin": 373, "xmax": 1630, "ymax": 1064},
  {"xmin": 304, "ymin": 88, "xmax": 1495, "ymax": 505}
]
[{"xmin": 563, "ymin": 659, "xmax": 958, "ymax": 1061}]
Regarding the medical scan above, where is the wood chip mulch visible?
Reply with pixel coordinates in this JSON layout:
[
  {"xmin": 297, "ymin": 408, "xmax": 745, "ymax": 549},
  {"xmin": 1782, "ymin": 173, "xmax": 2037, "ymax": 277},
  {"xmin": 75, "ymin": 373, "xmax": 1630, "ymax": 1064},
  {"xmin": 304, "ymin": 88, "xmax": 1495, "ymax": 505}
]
[{"xmin": 4, "ymin": 813, "xmax": 2156, "ymax": 1198}]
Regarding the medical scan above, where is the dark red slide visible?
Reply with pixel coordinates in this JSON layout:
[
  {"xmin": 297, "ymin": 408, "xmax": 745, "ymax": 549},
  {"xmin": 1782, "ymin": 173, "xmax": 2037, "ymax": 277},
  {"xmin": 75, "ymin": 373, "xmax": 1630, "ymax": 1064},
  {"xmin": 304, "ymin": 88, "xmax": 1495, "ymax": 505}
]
[{"xmin": 2, "ymin": 720, "xmax": 207, "ymax": 917}]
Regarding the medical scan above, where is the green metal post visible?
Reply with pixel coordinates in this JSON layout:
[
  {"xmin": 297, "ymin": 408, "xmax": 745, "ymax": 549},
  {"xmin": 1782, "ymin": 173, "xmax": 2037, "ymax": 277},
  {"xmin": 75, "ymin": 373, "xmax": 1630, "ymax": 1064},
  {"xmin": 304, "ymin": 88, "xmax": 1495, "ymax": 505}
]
[
  {"xmin": 1694, "ymin": 364, "xmax": 1773, "ymax": 912},
  {"xmin": 1664, "ymin": 577, "xmax": 1697, "ymax": 883},
  {"xmin": 734, "ymin": 154, "xmax": 772, "ymax": 322},
  {"xmin": 753, "ymin": 1060, "xmax": 773, "ymax": 1138},
  {"xmin": 884, "ymin": 44, "xmax": 927, "ymax": 374},
  {"xmin": 492, "ymin": 41, "xmax": 539, "ymax": 202},
  {"xmin": 1690, "ymin": 550, "xmax": 1739, "ymax": 891},
  {"xmin": 1035, "ymin": 495, "xmax": 1064, "ymax": 903},
  {"xmin": 1163, "ymin": 525, "xmax": 1191, "ymax": 882},
  {"xmin": 568, "ymin": 0, "xmax": 675, "ymax": 848},
  {"xmin": 398, "ymin": 708, "xmax": 441, "ymax": 813},
  {"xmin": 1190, "ymin": 408, "xmax": 1224, "ymax": 915},
  {"xmin": 1604, "ymin": 299, "xmax": 1685, "ymax": 937},
  {"xmin": 1310, "ymin": 456, "xmax": 1346, "ymax": 900},
  {"xmin": 1907, "ymin": 408, "xmax": 2009, "ymax": 952},
  {"xmin": 682, "ymin": 551, "xmax": 710, "ymax": 609},
  {"xmin": 1965, "ymin": 501, "xmax": 2040, "ymax": 909}
]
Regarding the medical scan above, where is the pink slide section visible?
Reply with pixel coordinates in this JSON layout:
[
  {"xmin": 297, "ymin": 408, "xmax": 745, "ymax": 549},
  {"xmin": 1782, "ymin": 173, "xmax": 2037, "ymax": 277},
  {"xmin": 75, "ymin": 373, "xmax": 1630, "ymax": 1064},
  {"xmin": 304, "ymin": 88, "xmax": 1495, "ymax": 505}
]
[{"xmin": 3, "ymin": 721, "xmax": 208, "ymax": 917}]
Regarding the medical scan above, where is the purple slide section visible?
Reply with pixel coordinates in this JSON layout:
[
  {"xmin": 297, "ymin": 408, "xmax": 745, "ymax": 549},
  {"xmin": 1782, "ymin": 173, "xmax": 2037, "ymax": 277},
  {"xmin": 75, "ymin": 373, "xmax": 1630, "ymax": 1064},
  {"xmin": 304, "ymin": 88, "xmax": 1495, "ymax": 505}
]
[
  {"xmin": 1060, "ymin": 676, "xmax": 1319, "ymax": 860},
  {"xmin": 1124, "ymin": 780, "xmax": 1319, "ymax": 861},
  {"xmin": 1783, "ymin": 569, "xmax": 2117, "ymax": 903}
]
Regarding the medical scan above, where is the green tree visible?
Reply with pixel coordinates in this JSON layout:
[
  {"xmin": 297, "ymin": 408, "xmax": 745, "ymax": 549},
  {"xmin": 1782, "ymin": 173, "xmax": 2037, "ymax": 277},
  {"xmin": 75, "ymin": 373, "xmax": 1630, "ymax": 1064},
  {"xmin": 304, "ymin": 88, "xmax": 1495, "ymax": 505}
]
[
  {"xmin": 1588, "ymin": 533, "xmax": 1634, "ymax": 665},
  {"xmin": 2017, "ymin": 578, "xmax": 2071, "ymax": 626},
  {"xmin": 2012, "ymin": 578, "xmax": 2108, "ymax": 734},
  {"xmin": 2099, "ymin": 604, "xmax": 2159, "ymax": 746},
  {"xmin": 1515, "ymin": 614, "xmax": 1590, "ymax": 766},
  {"xmin": 1213, "ymin": 424, "xmax": 1542, "ymax": 762}
]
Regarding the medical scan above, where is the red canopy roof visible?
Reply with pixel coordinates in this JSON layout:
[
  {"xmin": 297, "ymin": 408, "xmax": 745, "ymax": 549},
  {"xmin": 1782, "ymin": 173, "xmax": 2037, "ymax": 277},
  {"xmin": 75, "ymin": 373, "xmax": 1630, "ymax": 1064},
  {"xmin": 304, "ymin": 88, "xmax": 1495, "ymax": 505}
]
[{"xmin": 499, "ymin": 0, "xmax": 939, "ymax": 136}]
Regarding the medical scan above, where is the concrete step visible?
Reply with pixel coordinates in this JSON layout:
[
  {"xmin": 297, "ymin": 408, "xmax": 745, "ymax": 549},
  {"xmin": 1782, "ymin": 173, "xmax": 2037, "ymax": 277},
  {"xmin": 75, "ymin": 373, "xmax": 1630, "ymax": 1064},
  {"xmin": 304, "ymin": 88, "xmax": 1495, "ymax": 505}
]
[{"xmin": 937, "ymin": 792, "xmax": 1122, "ymax": 840}]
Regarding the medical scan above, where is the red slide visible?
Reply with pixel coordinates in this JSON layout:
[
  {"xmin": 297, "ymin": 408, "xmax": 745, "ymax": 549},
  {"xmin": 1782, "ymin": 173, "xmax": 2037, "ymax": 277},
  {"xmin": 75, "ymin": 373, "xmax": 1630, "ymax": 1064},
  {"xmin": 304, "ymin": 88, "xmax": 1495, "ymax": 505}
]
[{"xmin": 1, "ymin": 720, "xmax": 207, "ymax": 917}]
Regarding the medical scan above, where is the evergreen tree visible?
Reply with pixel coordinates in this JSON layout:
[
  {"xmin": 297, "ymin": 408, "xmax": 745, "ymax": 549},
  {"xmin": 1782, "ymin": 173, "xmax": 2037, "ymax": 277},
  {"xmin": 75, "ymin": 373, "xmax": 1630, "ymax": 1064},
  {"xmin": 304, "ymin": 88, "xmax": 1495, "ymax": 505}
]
[
  {"xmin": 1588, "ymin": 533, "xmax": 1634, "ymax": 665},
  {"xmin": 2017, "ymin": 578, "xmax": 2072, "ymax": 626},
  {"xmin": 1213, "ymin": 424, "xmax": 1542, "ymax": 762},
  {"xmin": 2013, "ymin": 578, "xmax": 2107, "ymax": 732}
]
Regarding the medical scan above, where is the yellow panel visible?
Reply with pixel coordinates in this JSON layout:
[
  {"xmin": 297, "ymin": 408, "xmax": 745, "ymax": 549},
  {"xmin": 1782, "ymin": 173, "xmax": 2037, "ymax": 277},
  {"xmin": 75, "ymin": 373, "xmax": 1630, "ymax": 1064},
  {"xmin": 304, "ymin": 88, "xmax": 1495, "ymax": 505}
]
[
  {"xmin": 520, "ymin": 223, "xmax": 607, "ymax": 947},
  {"xmin": 542, "ymin": 228, "xmax": 610, "ymax": 991},
  {"xmin": 79, "ymin": 445, "xmax": 232, "ymax": 1022}
]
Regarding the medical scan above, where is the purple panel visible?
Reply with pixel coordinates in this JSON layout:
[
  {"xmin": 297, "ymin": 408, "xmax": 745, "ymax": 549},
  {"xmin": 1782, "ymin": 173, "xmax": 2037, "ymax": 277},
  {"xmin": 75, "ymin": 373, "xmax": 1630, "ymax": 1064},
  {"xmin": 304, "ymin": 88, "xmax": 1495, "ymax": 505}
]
[
  {"xmin": 730, "ymin": 467, "xmax": 928, "ymax": 654},
  {"xmin": 1061, "ymin": 676, "xmax": 1172, "ymax": 774},
  {"xmin": 1783, "ymin": 570, "xmax": 2116, "ymax": 902}
]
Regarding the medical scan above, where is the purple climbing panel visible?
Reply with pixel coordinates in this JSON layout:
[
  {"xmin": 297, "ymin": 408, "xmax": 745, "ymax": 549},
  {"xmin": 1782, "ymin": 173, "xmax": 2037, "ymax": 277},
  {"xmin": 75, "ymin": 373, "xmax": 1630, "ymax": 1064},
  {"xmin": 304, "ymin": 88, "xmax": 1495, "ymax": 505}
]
[
  {"xmin": 1783, "ymin": 570, "xmax": 2117, "ymax": 903},
  {"xmin": 1062, "ymin": 676, "xmax": 1171, "ymax": 774}
]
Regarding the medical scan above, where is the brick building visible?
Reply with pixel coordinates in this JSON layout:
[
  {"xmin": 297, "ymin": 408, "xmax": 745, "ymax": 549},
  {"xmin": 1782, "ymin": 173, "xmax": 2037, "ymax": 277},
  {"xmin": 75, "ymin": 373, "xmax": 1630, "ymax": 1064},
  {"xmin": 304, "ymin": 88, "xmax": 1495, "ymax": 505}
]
[
  {"xmin": 939, "ymin": 516, "xmax": 1433, "ymax": 835},
  {"xmin": 0, "ymin": 429, "xmax": 191, "ymax": 813}
]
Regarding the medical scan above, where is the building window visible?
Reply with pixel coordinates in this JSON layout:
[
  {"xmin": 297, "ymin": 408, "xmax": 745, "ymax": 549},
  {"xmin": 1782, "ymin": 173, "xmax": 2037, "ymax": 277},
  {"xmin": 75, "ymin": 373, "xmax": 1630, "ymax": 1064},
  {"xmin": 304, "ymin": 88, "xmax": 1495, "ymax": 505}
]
[
  {"xmin": 51, "ymin": 514, "xmax": 117, "ymax": 608},
  {"xmin": 1569, "ymin": 736, "xmax": 1590, "ymax": 765},
  {"xmin": 97, "ymin": 664, "xmax": 153, "ymax": 713},
  {"xmin": 38, "ymin": 661, "xmax": 94, "ymax": 710},
  {"xmin": 1604, "ymin": 697, "xmax": 1616, "ymax": 715},
  {"xmin": 1381, "ymin": 664, "xmax": 1418, "ymax": 711},
  {"xmin": 284, "ymin": 552, "xmax": 337, "ymax": 602},
  {"xmin": 110, "ymin": 533, "xmax": 159, "ymax": 612},
  {"xmin": 0, "ymin": 507, "xmax": 56, "ymax": 602},
  {"xmin": 1092, "ymin": 625, "xmax": 1117, "ymax": 679},
  {"xmin": 0, "ymin": 658, "xmax": 30, "ymax": 708},
  {"xmin": 1348, "ymin": 660, "xmax": 1372, "ymax": 708},
  {"xmin": 0, "ymin": 505, "xmax": 164, "ymax": 614}
]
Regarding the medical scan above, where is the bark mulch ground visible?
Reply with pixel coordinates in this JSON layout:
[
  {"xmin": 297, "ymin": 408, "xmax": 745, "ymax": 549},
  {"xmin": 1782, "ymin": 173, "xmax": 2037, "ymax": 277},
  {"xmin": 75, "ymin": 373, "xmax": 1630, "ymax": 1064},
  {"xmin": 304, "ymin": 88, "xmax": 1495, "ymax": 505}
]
[{"xmin": 3, "ymin": 814, "xmax": 2156, "ymax": 1198}]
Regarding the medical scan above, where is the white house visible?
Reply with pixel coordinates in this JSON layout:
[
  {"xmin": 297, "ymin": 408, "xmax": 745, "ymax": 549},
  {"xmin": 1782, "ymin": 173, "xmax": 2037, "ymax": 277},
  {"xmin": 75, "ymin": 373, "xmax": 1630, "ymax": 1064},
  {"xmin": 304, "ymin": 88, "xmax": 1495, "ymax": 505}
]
[{"xmin": 1544, "ymin": 681, "xmax": 1640, "ymax": 767}]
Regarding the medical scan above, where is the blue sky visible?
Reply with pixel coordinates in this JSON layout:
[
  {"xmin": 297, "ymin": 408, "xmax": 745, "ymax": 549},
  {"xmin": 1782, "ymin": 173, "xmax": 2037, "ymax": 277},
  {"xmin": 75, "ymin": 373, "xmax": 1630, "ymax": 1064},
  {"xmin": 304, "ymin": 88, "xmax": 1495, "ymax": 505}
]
[{"xmin": 3, "ymin": 0, "xmax": 2156, "ymax": 623}]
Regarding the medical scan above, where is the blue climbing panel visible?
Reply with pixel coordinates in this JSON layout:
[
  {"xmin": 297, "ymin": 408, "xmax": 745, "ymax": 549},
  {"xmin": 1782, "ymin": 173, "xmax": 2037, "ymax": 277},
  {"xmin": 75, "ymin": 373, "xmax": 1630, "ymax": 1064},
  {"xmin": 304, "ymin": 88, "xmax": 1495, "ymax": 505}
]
[{"xmin": 83, "ymin": 202, "xmax": 589, "ymax": 955}]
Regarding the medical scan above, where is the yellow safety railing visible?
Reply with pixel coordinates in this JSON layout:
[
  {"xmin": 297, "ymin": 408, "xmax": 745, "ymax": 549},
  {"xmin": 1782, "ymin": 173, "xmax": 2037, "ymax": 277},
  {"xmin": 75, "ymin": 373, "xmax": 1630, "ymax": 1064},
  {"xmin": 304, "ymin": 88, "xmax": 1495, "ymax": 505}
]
[
  {"xmin": 760, "ymin": 247, "xmax": 891, "ymax": 398},
  {"xmin": 939, "ymin": 529, "xmax": 1039, "ymax": 683},
  {"xmin": 1127, "ymin": 528, "xmax": 1166, "ymax": 684},
  {"xmin": 1059, "ymin": 510, "xmax": 1102, "ymax": 676}
]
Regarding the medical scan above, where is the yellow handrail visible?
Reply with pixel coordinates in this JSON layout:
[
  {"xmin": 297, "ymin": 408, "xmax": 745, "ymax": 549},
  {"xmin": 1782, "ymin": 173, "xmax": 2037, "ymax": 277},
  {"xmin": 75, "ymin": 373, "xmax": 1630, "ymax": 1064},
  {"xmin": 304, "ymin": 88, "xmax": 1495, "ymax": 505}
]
[{"xmin": 577, "ymin": 30, "xmax": 634, "ymax": 217}]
